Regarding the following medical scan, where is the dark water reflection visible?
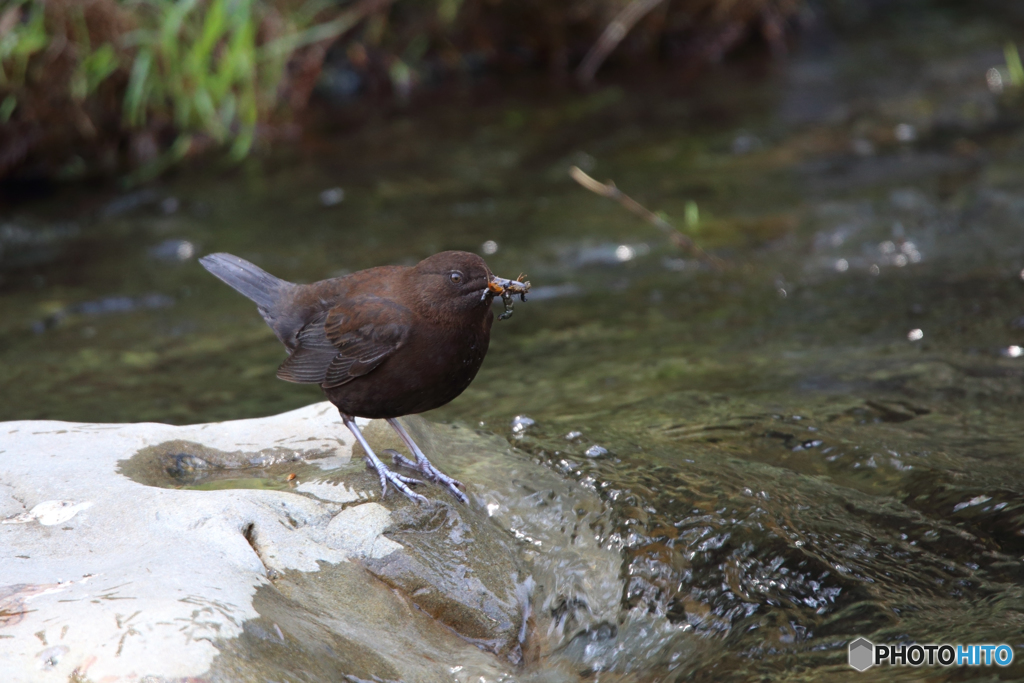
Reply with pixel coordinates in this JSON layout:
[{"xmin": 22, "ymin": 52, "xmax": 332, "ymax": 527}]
[{"xmin": 4, "ymin": 2, "xmax": 1024, "ymax": 680}]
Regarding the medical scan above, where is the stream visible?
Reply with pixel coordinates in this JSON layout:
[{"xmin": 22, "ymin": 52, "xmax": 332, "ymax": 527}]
[{"xmin": 3, "ymin": 2, "xmax": 1024, "ymax": 680}]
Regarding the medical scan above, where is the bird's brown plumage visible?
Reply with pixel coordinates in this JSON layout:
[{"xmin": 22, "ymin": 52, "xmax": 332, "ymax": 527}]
[
  {"xmin": 199, "ymin": 249, "xmax": 529, "ymax": 503},
  {"xmin": 201, "ymin": 251, "xmax": 506, "ymax": 417}
]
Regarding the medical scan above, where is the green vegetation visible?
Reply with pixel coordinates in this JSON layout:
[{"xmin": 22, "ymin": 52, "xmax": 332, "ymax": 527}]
[
  {"xmin": 0, "ymin": 0, "xmax": 373, "ymax": 181},
  {"xmin": 0, "ymin": 0, "xmax": 802, "ymax": 182},
  {"xmin": 1005, "ymin": 42, "xmax": 1024, "ymax": 88}
]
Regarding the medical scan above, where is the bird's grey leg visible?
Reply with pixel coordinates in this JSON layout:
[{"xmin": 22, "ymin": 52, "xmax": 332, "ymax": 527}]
[
  {"xmin": 341, "ymin": 414, "xmax": 427, "ymax": 504},
  {"xmin": 385, "ymin": 418, "xmax": 469, "ymax": 504}
]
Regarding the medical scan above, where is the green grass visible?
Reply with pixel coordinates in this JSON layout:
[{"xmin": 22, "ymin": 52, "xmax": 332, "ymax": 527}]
[
  {"xmin": 0, "ymin": 0, "xmax": 366, "ymax": 178},
  {"xmin": 123, "ymin": 0, "xmax": 263, "ymax": 159}
]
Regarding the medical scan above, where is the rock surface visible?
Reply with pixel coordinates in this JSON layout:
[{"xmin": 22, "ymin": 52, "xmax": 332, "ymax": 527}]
[
  {"xmin": 0, "ymin": 402, "xmax": 652, "ymax": 682},
  {"xmin": 0, "ymin": 403, "xmax": 527, "ymax": 682}
]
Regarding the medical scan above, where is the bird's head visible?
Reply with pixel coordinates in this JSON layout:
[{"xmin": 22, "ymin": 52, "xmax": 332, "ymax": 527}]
[{"xmin": 409, "ymin": 251, "xmax": 530, "ymax": 320}]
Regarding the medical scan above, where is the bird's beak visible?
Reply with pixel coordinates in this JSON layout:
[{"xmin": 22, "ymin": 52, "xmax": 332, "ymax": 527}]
[{"xmin": 484, "ymin": 274, "xmax": 531, "ymax": 299}]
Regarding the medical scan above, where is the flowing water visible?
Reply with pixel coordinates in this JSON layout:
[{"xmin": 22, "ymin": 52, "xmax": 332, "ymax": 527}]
[{"xmin": 4, "ymin": 2, "xmax": 1024, "ymax": 680}]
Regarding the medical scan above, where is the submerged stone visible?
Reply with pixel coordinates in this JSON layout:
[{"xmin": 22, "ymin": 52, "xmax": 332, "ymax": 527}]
[
  {"xmin": 357, "ymin": 421, "xmax": 526, "ymax": 658},
  {"xmin": 365, "ymin": 501, "xmax": 524, "ymax": 657}
]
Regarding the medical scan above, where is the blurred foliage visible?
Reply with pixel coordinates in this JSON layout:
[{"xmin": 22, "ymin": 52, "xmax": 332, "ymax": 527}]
[
  {"xmin": 1004, "ymin": 42, "xmax": 1024, "ymax": 88},
  {"xmin": 0, "ymin": 0, "xmax": 802, "ymax": 182}
]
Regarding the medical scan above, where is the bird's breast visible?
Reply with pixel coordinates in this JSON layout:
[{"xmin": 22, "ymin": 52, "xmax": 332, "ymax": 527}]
[{"xmin": 324, "ymin": 316, "xmax": 491, "ymax": 419}]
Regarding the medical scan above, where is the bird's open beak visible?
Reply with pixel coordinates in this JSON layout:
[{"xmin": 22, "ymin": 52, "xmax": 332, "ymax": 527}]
[{"xmin": 485, "ymin": 275, "xmax": 531, "ymax": 299}]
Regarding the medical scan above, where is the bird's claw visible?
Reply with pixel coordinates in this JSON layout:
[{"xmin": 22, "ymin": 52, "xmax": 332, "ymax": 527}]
[
  {"xmin": 369, "ymin": 454, "xmax": 427, "ymax": 504},
  {"xmin": 385, "ymin": 448, "xmax": 469, "ymax": 504},
  {"xmin": 387, "ymin": 449, "xmax": 419, "ymax": 471},
  {"xmin": 419, "ymin": 463, "xmax": 469, "ymax": 505}
]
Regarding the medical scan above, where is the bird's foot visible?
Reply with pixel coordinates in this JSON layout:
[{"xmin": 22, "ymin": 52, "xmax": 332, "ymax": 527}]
[
  {"xmin": 386, "ymin": 449, "xmax": 419, "ymax": 471},
  {"xmin": 387, "ymin": 449, "xmax": 468, "ymax": 504},
  {"xmin": 420, "ymin": 463, "xmax": 468, "ymax": 504},
  {"xmin": 366, "ymin": 455, "xmax": 427, "ymax": 504}
]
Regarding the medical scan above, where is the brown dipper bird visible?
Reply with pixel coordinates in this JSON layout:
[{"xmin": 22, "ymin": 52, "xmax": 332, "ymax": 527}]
[{"xmin": 199, "ymin": 251, "xmax": 530, "ymax": 504}]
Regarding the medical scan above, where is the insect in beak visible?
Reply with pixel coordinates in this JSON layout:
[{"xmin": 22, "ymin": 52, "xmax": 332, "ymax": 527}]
[{"xmin": 483, "ymin": 274, "xmax": 531, "ymax": 319}]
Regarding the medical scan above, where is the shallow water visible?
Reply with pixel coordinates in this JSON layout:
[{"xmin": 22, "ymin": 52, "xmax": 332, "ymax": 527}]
[{"xmin": 4, "ymin": 1, "xmax": 1024, "ymax": 680}]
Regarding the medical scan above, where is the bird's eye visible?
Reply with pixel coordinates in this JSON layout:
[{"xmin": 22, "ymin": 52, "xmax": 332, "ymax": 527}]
[{"xmin": 449, "ymin": 272, "xmax": 463, "ymax": 284}]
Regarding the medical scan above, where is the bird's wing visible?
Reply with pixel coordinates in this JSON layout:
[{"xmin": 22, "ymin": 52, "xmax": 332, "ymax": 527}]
[
  {"xmin": 274, "ymin": 311, "xmax": 336, "ymax": 384},
  {"xmin": 276, "ymin": 297, "xmax": 410, "ymax": 388}
]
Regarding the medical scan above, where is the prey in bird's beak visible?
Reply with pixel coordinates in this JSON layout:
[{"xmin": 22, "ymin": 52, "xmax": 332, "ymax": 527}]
[{"xmin": 483, "ymin": 274, "xmax": 531, "ymax": 320}]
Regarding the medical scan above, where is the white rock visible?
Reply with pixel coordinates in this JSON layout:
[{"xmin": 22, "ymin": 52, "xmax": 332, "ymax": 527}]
[
  {"xmin": 296, "ymin": 478, "xmax": 366, "ymax": 503},
  {"xmin": 0, "ymin": 403, "xmax": 397, "ymax": 683},
  {"xmin": 325, "ymin": 502, "xmax": 403, "ymax": 558},
  {"xmin": 1, "ymin": 500, "xmax": 94, "ymax": 526}
]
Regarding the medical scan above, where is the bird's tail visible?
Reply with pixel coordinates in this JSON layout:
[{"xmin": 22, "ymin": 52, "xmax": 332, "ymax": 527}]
[{"xmin": 199, "ymin": 252, "xmax": 292, "ymax": 311}]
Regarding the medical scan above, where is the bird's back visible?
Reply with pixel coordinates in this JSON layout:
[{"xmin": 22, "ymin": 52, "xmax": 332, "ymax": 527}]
[{"xmin": 200, "ymin": 253, "xmax": 409, "ymax": 349}]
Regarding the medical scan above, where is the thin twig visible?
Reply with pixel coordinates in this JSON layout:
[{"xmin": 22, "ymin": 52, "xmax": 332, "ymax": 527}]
[
  {"xmin": 575, "ymin": 0, "xmax": 666, "ymax": 85},
  {"xmin": 569, "ymin": 165, "xmax": 722, "ymax": 269}
]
